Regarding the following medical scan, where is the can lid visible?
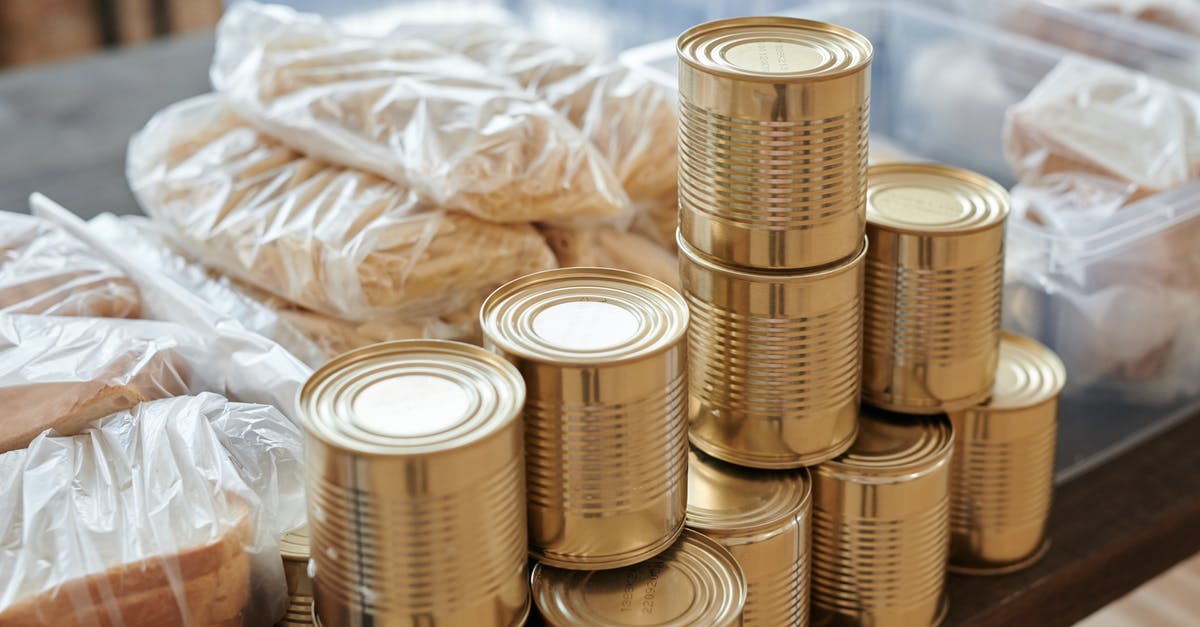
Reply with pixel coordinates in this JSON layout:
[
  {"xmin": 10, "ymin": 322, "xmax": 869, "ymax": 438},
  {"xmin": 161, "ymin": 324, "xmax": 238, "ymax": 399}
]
[
  {"xmin": 867, "ymin": 163, "xmax": 1009, "ymax": 235},
  {"xmin": 298, "ymin": 340, "xmax": 525, "ymax": 455},
  {"xmin": 481, "ymin": 268, "xmax": 688, "ymax": 365},
  {"xmin": 532, "ymin": 529, "xmax": 746, "ymax": 626},
  {"xmin": 280, "ymin": 526, "xmax": 310, "ymax": 561},
  {"xmin": 987, "ymin": 332, "xmax": 1066, "ymax": 410},
  {"xmin": 678, "ymin": 232, "xmax": 869, "ymax": 282},
  {"xmin": 678, "ymin": 16, "xmax": 872, "ymax": 81},
  {"xmin": 686, "ymin": 448, "xmax": 811, "ymax": 534},
  {"xmin": 820, "ymin": 409, "xmax": 953, "ymax": 480}
]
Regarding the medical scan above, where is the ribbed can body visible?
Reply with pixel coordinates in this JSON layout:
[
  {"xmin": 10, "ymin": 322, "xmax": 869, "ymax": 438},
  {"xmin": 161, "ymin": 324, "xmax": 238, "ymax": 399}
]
[
  {"xmin": 677, "ymin": 17, "xmax": 872, "ymax": 270},
  {"xmin": 716, "ymin": 507, "xmax": 810, "ymax": 626},
  {"xmin": 681, "ymin": 234, "xmax": 865, "ymax": 468},
  {"xmin": 279, "ymin": 531, "xmax": 313, "ymax": 626},
  {"xmin": 307, "ymin": 425, "xmax": 529, "ymax": 626},
  {"xmin": 811, "ymin": 414, "xmax": 953, "ymax": 627},
  {"xmin": 481, "ymin": 268, "xmax": 691, "ymax": 570}
]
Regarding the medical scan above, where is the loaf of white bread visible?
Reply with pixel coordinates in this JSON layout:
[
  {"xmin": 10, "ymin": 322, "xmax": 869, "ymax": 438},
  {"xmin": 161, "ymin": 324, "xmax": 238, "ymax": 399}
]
[{"xmin": 0, "ymin": 211, "xmax": 140, "ymax": 318}]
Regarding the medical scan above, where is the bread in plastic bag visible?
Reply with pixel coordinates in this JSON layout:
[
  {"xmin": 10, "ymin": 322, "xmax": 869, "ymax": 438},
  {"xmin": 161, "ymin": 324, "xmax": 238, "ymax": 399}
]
[
  {"xmin": 210, "ymin": 2, "xmax": 631, "ymax": 226},
  {"xmin": 0, "ymin": 392, "xmax": 305, "ymax": 626},
  {"xmin": 127, "ymin": 94, "xmax": 558, "ymax": 322},
  {"xmin": 88, "ymin": 213, "xmax": 484, "ymax": 366},
  {"xmin": 410, "ymin": 22, "xmax": 679, "ymax": 243},
  {"xmin": 0, "ymin": 211, "xmax": 140, "ymax": 318},
  {"xmin": 1005, "ymin": 55, "xmax": 1200, "ymax": 203},
  {"xmin": 538, "ymin": 224, "xmax": 681, "ymax": 290}
]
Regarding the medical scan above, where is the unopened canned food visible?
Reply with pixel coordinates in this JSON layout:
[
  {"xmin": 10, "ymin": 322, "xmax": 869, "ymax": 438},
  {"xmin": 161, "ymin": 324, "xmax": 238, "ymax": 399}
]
[
  {"xmin": 686, "ymin": 448, "xmax": 811, "ymax": 627},
  {"xmin": 812, "ymin": 409, "xmax": 953, "ymax": 627},
  {"xmin": 948, "ymin": 332, "xmax": 1065, "ymax": 575},
  {"xmin": 677, "ymin": 17, "xmax": 872, "ymax": 270},
  {"xmin": 862, "ymin": 163, "xmax": 1009, "ymax": 414},
  {"xmin": 300, "ymin": 340, "xmax": 529, "ymax": 627},
  {"xmin": 681, "ymin": 234, "xmax": 865, "ymax": 468},
  {"xmin": 279, "ymin": 527, "xmax": 313, "ymax": 626},
  {"xmin": 531, "ymin": 529, "xmax": 747, "ymax": 626},
  {"xmin": 481, "ymin": 268, "xmax": 690, "ymax": 570}
]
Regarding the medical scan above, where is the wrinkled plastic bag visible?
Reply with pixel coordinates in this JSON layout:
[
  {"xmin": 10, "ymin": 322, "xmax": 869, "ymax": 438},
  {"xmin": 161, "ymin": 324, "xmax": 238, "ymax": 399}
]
[
  {"xmin": 1005, "ymin": 55, "xmax": 1200, "ymax": 206},
  {"xmin": 0, "ymin": 211, "xmax": 140, "ymax": 318},
  {"xmin": 407, "ymin": 22, "xmax": 679, "ymax": 244},
  {"xmin": 211, "ymin": 2, "xmax": 631, "ymax": 226},
  {"xmin": 0, "ymin": 393, "xmax": 306, "ymax": 626},
  {"xmin": 127, "ymin": 95, "xmax": 557, "ymax": 322},
  {"xmin": 538, "ymin": 225, "xmax": 680, "ymax": 289},
  {"xmin": 88, "ymin": 214, "xmax": 483, "ymax": 366}
]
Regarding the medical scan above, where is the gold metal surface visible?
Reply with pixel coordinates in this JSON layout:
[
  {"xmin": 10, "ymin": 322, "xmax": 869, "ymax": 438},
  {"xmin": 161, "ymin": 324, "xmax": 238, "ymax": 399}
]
[
  {"xmin": 686, "ymin": 448, "xmax": 811, "ymax": 626},
  {"xmin": 812, "ymin": 409, "xmax": 954, "ymax": 627},
  {"xmin": 862, "ymin": 163, "xmax": 1009, "ymax": 414},
  {"xmin": 531, "ymin": 529, "xmax": 746, "ymax": 626},
  {"xmin": 279, "ymin": 527, "xmax": 313, "ymax": 626},
  {"xmin": 681, "ymin": 234, "xmax": 865, "ymax": 468},
  {"xmin": 677, "ymin": 17, "xmax": 872, "ymax": 269},
  {"xmin": 299, "ymin": 340, "xmax": 529, "ymax": 627},
  {"xmin": 947, "ymin": 332, "xmax": 1065, "ymax": 575},
  {"xmin": 481, "ymin": 268, "xmax": 690, "ymax": 570}
]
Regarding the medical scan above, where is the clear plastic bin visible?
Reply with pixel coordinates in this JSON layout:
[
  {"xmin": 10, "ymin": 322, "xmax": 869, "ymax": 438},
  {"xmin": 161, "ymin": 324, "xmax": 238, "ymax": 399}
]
[{"xmin": 618, "ymin": 0, "xmax": 1200, "ymax": 480}]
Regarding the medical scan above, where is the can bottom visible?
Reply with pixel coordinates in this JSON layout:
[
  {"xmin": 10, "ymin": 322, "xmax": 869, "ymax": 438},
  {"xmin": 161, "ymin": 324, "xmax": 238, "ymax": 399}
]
[
  {"xmin": 811, "ymin": 592, "xmax": 948, "ymax": 627},
  {"xmin": 688, "ymin": 421, "xmax": 858, "ymax": 469},
  {"xmin": 311, "ymin": 594, "xmax": 532, "ymax": 627},
  {"xmin": 862, "ymin": 387, "xmax": 992, "ymax": 416},
  {"xmin": 531, "ymin": 517, "xmax": 686, "ymax": 571},
  {"xmin": 948, "ymin": 539, "xmax": 1051, "ymax": 576}
]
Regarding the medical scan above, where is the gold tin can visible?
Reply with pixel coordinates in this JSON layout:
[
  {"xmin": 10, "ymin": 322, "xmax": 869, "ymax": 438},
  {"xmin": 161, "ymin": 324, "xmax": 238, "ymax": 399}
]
[
  {"xmin": 299, "ymin": 340, "xmax": 529, "ymax": 627},
  {"xmin": 278, "ymin": 527, "xmax": 313, "ymax": 626},
  {"xmin": 677, "ymin": 17, "xmax": 872, "ymax": 270},
  {"xmin": 947, "ymin": 332, "xmax": 1065, "ymax": 575},
  {"xmin": 686, "ymin": 448, "xmax": 811, "ymax": 627},
  {"xmin": 531, "ymin": 529, "xmax": 747, "ymax": 626},
  {"xmin": 680, "ymin": 233, "xmax": 866, "ymax": 468},
  {"xmin": 862, "ymin": 163, "xmax": 1010, "ymax": 414},
  {"xmin": 481, "ymin": 268, "xmax": 690, "ymax": 570},
  {"xmin": 812, "ymin": 409, "xmax": 953, "ymax": 627}
]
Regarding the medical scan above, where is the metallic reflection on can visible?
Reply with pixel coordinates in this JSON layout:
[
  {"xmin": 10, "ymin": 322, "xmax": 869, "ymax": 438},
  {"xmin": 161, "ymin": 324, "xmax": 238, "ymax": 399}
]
[
  {"xmin": 948, "ymin": 332, "xmax": 1065, "ymax": 575},
  {"xmin": 299, "ymin": 340, "xmax": 529, "ymax": 627},
  {"xmin": 681, "ymin": 233, "xmax": 865, "ymax": 468},
  {"xmin": 686, "ymin": 448, "xmax": 810, "ymax": 626},
  {"xmin": 812, "ymin": 409, "xmax": 953, "ymax": 627},
  {"xmin": 677, "ymin": 17, "xmax": 872, "ymax": 270},
  {"xmin": 862, "ymin": 163, "xmax": 1009, "ymax": 414},
  {"xmin": 531, "ymin": 529, "xmax": 747, "ymax": 626},
  {"xmin": 278, "ymin": 527, "xmax": 313, "ymax": 626},
  {"xmin": 482, "ymin": 268, "xmax": 690, "ymax": 570}
]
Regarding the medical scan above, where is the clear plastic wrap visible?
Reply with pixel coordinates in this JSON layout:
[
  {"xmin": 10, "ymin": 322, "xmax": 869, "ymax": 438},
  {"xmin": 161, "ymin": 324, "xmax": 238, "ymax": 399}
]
[
  {"xmin": 0, "ymin": 211, "xmax": 140, "ymax": 318},
  {"xmin": 210, "ymin": 2, "xmax": 631, "ymax": 225},
  {"xmin": 127, "ymin": 95, "xmax": 558, "ymax": 322},
  {"xmin": 0, "ymin": 392, "xmax": 305, "ymax": 626},
  {"xmin": 537, "ymin": 224, "xmax": 681, "ymax": 289},
  {"xmin": 1044, "ymin": 0, "xmax": 1200, "ymax": 35},
  {"xmin": 1005, "ymin": 55, "xmax": 1200, "ymax": 209},
  {"xmin": 88, "ymin": 214, "xmax": 484, "ymax": 366},
  {"xmin": 409, "ymin": 22, "xmax": 679, "ymax": 245}
]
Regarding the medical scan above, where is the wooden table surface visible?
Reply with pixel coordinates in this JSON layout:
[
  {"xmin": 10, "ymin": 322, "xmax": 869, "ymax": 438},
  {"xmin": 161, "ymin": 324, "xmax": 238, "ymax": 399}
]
[{"xmin": 1, "ymin": 34, "xmax": 1198, "ymax": 627}]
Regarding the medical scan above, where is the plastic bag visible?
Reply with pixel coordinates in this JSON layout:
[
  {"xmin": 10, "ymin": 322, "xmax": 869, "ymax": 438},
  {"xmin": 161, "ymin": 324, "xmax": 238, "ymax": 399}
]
[
  {"xmin": 87, "ymin": 214, "xmax": 483, "ymax": 366},
  {"xmin": 211, "ymin": 2, "xmax": 631, "ymax": 226},
  {"xmin": 1045, "ymin": 0, "xmax": 1200, "ymax": 35},
  {"xmin": 0, "ymin": 393, "xmax": 306, "ymax": 626},
  {"xmin": 409, "ymin": 22, "xmax": 679, "ymax": 244},
  {"xmin": 1005, "ymin": 55, "xmax": 1200, "ymax": 205},
  {"xmin": 127, "ymin": 95, "xmax": 557, "ymax": 322},
  {"xmin": 538, "ymin": 224, "xmax": 681, "ymax": 290},
  {"xmin": 0, "ymin": 211, "xmax": 140, "ymax": 318}
]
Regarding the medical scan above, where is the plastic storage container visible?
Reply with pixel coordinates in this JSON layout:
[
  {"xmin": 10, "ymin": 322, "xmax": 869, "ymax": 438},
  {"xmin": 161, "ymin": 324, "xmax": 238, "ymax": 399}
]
[{"xmin": 618, "ymin": 0, "xmax": 1200, "ymax": 480}]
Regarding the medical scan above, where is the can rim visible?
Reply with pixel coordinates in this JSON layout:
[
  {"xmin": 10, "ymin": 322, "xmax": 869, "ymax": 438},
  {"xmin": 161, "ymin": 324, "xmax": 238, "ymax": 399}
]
[
  {"xmin": 819, "ymin": 410, "xmax": 955, "ymax": 480},
  {"xmin": 279, "ymin": 526, "xmax": 309, "ymax": 561},
  {"xmin": 866, "ymin": 162, "xmax": 1009, "ymax": 236},
  {"xmin": 298, "ymin": 339, "xmax": 525, "ymax": 457},
  {"xmin": 981, "ymin": 332, "xmax": 1067, "ymax": 410},
  {"xmin": 480, "ymin": 267, "xmax": 688, "ymax": 366},
  {"xmin": 686, "ymin": 449, "xmax": 812, "ymax": 534},
  {"xmin": 677, "ymin": 232, "xmax": 868, "ymax": 281},
  {"xmin": 677, "ymin": 16, "xmax": 873, "ymax": 82}
]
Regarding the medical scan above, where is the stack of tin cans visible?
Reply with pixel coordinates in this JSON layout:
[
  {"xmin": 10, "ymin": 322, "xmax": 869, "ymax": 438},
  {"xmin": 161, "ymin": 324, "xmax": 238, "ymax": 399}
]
[{"xmin": 285, "ymin": 14, "xmax": 1069, "ymax": 627}]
